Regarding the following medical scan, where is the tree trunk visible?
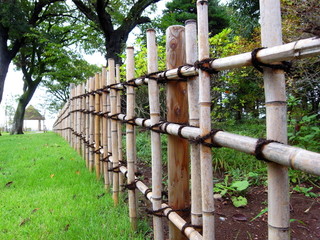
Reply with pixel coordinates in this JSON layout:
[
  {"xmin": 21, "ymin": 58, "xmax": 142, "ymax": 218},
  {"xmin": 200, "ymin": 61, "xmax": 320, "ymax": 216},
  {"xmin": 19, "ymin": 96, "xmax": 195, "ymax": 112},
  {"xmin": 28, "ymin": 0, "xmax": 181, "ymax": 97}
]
[
  {"xmin": 105, "ymin": 33, "xmax": 127, "ymax": 64},
  {"xmin": 0, "ymin": 50, "xmax": 11, "ymax": 104},
  {"xmin": 11, "ymin": 81, "xmax": 40, "ymax": 134}
]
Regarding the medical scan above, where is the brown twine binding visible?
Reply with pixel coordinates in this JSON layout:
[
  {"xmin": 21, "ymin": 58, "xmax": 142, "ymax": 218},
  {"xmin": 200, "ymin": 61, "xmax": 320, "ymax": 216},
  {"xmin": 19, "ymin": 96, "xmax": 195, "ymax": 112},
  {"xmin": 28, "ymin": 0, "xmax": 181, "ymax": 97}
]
[
  {"xmin": 144, "ymin": 188, "xmax": 152, "ymax": 199},
  {"xmin": 194, "ymin": 58, "xmax": 219, "ymax": 74},
  {"xmin": 166, "ymin": 206, "xmax": 191, "ymax": 220},
  {"xmin": 108, "ymin": 166, "xmax": 120, "ymax": 173},
  {"xmin": 251, "ymin": 47, "xmax": 292, "ymax": 73},
  {"xmin": 146, "ymin": 206, "xmax": 170, "ymax": 217},
  {"xmin": 191, "ymin": 128, "xmax": 223, "ymax": 148},
  {"xmin": 254, "ymin": 138, "xmax": 282, "ymax": 162},
  {"xmin": 181, "ymin": 223, "xmax": 203, "ymax": 236}
]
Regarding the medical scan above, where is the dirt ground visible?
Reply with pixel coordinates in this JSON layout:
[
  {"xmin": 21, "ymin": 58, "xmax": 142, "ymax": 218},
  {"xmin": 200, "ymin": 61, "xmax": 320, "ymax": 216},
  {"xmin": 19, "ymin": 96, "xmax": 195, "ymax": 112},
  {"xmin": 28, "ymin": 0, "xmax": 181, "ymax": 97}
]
[{"xmin": 136, "ymin": 162, "xmax": 320, "ymax": 240}]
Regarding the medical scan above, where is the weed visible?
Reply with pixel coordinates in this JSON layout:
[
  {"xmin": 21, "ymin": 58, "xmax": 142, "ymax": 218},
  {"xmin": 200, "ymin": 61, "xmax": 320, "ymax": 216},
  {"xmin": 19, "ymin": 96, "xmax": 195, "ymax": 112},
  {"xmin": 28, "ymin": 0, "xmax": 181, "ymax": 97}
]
[
  {"xmin": 214, "ymin": 175, "xmax": 249, "ymax": 207},
  {"xmin": 292, "ymin": 185, "xmax": 320, "ymax": 198}
]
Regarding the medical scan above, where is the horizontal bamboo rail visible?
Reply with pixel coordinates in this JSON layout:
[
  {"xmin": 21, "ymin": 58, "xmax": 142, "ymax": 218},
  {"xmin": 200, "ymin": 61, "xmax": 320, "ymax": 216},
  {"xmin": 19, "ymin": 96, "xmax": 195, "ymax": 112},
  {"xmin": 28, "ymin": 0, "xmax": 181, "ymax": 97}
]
[
  {"xmin": 106, "ymin": 113, "xmax": 320, "ymax": 176},
  {"xmin": 119, "ymin": 166, "xmax": 203, "ymax": 240},
  {"xmin": 73, "ymin": 37, "xmax": 320, "ymax": 93}
]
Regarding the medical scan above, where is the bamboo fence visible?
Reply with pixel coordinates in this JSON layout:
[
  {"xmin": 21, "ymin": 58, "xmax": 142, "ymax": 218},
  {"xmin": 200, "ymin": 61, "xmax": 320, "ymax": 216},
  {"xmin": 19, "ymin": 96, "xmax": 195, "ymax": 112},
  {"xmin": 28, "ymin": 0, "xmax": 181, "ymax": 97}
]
[{"xmin": 53, "ymin": 0, "xmax": 320, "ymax": 239}]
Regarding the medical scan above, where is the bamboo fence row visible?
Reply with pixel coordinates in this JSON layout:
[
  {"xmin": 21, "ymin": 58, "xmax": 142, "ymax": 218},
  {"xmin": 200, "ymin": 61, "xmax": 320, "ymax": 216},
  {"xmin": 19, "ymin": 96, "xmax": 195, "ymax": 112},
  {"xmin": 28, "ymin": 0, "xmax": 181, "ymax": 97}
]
[{"xmin": 53, "ymin": 1, "xmax": 320, "ymax": 239}]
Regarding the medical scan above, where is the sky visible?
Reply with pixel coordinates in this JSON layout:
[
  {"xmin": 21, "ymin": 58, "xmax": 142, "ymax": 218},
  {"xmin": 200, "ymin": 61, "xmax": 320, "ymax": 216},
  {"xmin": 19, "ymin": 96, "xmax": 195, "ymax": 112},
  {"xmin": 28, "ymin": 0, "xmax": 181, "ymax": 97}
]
[{"xmin": 0, "ymin": 0, "xmax": 169, "ymax": 131}]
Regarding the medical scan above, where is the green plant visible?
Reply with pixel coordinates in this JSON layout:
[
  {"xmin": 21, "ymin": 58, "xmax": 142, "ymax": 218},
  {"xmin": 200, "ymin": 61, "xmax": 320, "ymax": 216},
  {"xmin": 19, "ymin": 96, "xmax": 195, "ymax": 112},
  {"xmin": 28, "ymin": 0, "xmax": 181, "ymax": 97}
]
[
  {"xmin": 214, "ymin": 175, "xmax": 249, "ymax": 207},
  {"xmin": 250, "ymin": 207, "xmax": 268, "ymax": 222},
  {"xmin": 288, "ymin": 114, "xmax": 320, "ymax": 152},
  {"xmin": 292, "ymin": 185, "xmax": 320, "ymax": 198}
]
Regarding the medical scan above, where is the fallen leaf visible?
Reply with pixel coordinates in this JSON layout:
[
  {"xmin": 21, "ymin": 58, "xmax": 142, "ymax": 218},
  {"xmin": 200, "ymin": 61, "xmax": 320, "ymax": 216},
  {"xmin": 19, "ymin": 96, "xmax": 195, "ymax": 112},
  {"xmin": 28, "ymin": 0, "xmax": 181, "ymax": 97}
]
[
  {"xmin": 232, "ymin": 213, "xmax": 247, "ymax": 222},
  {"xmin": 19, "ymin": 218, "xmax": 30, "ymax": 226},
  {"xmin": 5, "ymin": 181, "xmax": 13, "ymax": 187},
  {"xmin": 50, "ymin": 174, "xmax": 55, "ymax": 178},
  {"xmin": 31, "ymin": 208, "xmax": 39, "ymax": 213},
  {"xmin": 64, "ymin": 224, "xmax": 70, "ymax": 231},
  {"xmin": 97, "ymin": 193, "xmax": 105, "ymax": 199}
]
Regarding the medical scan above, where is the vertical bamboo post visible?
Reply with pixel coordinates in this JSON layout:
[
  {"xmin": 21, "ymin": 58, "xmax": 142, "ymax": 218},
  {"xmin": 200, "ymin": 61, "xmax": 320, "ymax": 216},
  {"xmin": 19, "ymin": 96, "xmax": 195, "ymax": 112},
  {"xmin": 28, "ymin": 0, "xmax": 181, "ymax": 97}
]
[
  {"xmin": 85, "ymin": 79, "xmax": 90, "ymax": 168},
  {"xmin": 109, "ymin": 58, "xmax": 119, "ymax": 206},
  {"xmin": 166, "ymin": 25, "xmax": 189, "ymax": 240},
  {"xmin": 82, "ymin": 83, "xmax": 86, "ymax": 159},
  {"xmin": 102, "ymin": 67, "xmax": 110, "ymax": 189},
  {"xmin": 99, "ymin": 73, "xmax": 104, "ymax": 177},
  {"xmin": 68, "ymin": 84, "xmax": 74, "ymax": 145},
  {"xmin": 89, "ymin": 77, "xmax": 95, "ymax": 171},
  {"xmin": 94, "ymin": 73, "xmax": 101, "ymax": 179},
  {"xmin": 147, "ymin": 29, "xmax": 164, "ymax": 240},
  {"xmin": 259, "ymin": 0, "xmax": 290, "ymax": 239},
  {"xmin": 76, "ymin": 84, "xmax": 81, "ymax": 154},
  {"xmin": 107, "ymin": 71, "xmax": 113, "ymax": 185},
  {"xmin": 185, "ymin": 19, "xmax": 202, "ymax": 226},
  {"xmin": 197, "ymin": 0, "xmax": 215, "ymax": 239},
  {"xmin": 116, "ymin": 64, "xmax": 124, "ymax": 188},
  {"xmin": 70, "ymin": 84, "xmax": 75, "ymax": 148},
  {"xmin": 126, "ymin": 46, "xmax": 138, "ymax": 230}
]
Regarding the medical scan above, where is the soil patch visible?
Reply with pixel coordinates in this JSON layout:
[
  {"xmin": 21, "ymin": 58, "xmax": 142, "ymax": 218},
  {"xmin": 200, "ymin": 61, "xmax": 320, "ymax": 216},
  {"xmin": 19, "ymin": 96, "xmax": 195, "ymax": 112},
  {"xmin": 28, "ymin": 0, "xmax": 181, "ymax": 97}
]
[{"xmin": 135, "ymin": 162, "xmax": 320, "ymax": 239}]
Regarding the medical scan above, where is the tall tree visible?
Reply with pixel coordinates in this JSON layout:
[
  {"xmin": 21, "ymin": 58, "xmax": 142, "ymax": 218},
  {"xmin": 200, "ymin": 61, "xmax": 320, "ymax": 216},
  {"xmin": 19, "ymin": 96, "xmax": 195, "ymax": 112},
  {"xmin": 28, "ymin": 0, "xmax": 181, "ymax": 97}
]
[
  {"xmin": 158, "ymin": 0, "xmax": 229, "ymax": 35},
  {"xmin": 10, "ymin": 2, "xmax": 97, "ymax": 134},
  {"xmin": 0, "ymin": 0, "xmax": 63, "ymax": 104},
  {"xmin": 228, "ymin": 0, "xmax": 260, "ymax": 38},
  {"xmin": 43, "ymin": 58, "xmax": 100, "ymax": 113},
  {"xmin": 71, "ymin": 0, "xmax": 161, "ymax": 63}
]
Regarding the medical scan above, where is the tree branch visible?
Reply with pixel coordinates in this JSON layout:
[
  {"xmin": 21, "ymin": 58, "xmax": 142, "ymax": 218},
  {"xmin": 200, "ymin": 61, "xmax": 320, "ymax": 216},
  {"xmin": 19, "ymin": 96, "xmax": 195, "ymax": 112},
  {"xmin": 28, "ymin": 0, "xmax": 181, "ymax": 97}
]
[{"xmin": 72, "ymin": 0, "xmax": 99, "ymax": 23}]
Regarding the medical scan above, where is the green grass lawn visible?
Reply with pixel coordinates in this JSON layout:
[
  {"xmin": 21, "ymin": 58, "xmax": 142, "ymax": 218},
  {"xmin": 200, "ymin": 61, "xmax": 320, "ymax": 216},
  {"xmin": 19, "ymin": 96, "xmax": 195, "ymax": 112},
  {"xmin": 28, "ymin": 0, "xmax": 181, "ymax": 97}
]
[{"xmin": 0, "ymin": 132, "xmax": 150, "ymax": 240}]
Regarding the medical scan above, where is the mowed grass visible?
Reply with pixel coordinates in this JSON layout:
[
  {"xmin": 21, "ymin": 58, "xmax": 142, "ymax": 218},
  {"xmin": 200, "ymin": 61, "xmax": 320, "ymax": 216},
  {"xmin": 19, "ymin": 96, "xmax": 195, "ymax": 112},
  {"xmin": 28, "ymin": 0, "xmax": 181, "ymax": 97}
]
[{"xmin": 0, "ymin": 132, "xmax": 149, "ymax": 240}]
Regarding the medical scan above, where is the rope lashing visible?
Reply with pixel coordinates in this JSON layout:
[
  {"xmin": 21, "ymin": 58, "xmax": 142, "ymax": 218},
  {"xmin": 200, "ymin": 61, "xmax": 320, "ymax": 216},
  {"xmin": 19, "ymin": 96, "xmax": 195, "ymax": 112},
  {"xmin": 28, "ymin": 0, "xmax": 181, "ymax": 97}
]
[
  {"xmin": 177, "ymin": 64, "xmax": 193, "ymax": 78},
  {"xmin": 251, "ymin": 47, "xmax": 292, "ymax": 73},
  {"xmin": 194, "ymin": 58, "xmax": 219, "ymax": 74},
  {"xmin": 108, "ymin": 166, "xmax": 121, "ymax": 173},
  {"xmin": 254, "ymin": 138, "xmax": 283, "ymax": 161},
  {"xmin": 146, "ymin": 206, "xmax": 170, "ymax": 217},
  {"xmin": 190, "ymin": 128, "xmax": 223, "ymax": 148},
  {"xmin": 144, "ymin": 188, "xmax": 152, "ymax": 199},
  {"xmin": 181, "ymin": 222, "xmax": 203, "ymax": 236}
]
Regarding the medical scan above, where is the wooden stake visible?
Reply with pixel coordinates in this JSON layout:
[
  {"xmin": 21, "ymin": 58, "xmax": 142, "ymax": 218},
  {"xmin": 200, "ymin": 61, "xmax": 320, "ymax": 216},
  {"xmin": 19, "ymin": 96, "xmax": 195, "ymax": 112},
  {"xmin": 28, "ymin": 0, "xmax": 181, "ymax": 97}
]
[
  {"xmin": 109, "ymin": 58, "xmax": 119, "ymax": 206},
  {"xmin": 126, "ymin": 46, "xmax": 138, "ymax": 230},
  {"xmin": 89, "ymin": 77, "xmax": 95, "ymax": 171},
  {"xmin": 166, "ymin": 25, "xmax": 190, "ymax": 240},
  {"xmin": 197, "ymin": 1, "xmax": 215, "ymax": 239},
  {"xmin": 102, "ymin": 67, "xmax": 110, "ymax": 189},
  {"xmin": 147, "ymin": 29, "xmax": 164, "ymax": 240},
  {"xmin": 185, "ymin": 19, "xmax": 202, "ymax": 226},
  {"xmin": 259, "ymin": 0, "xmax": 290, "ymax": 239}
]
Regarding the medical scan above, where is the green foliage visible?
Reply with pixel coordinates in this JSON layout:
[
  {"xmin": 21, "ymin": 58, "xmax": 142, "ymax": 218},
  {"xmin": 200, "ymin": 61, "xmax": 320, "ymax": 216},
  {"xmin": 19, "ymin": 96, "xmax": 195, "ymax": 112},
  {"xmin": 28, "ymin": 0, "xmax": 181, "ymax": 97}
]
[
  {"xmin": 228, "ymin": 0, "xmax": 260, "ymax": 38},
  {"xmin": 209, "ymin": 28, "xmax": 263, "ymax": 121},
  {"xmin": 250, "ymin": 207, "xmax": 268, "ymax": 222},
  {"xmin": 288, "ymin": 113, "xmax": 320, "ymax": 152},
  {"xmin": 0, "ymin": 132, "xmax": 150, "ymax": 239},
  {"xmin": 292, "ymin": 185, "xmax": 320, "ymax": 198},
  {"xmin": 214, "ymin": 175, "xmax": 250, "ymax": 207},
  {"xmin": 144, "ymin": 0, "xmax": 229, "ymax": 36}
]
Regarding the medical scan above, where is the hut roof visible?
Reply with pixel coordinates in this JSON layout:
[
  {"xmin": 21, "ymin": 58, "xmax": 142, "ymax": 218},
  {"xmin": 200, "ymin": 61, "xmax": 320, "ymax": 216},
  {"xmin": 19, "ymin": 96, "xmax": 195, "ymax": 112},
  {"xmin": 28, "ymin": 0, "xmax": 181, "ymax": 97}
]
[{"xmin": 24, "ymin": 105, "xmax": 45, "ymax": 120}]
